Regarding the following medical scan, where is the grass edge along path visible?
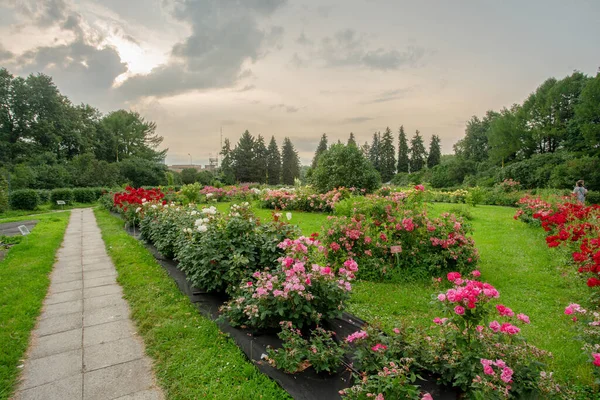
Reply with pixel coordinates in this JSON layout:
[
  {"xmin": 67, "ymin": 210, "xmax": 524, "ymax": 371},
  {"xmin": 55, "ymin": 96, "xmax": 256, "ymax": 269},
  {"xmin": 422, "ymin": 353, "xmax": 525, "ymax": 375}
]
[
  {"xmin": 94, "ymin": 208, "xmax": 291, "ymax": 400},
  {"xmin": 0, "ymin": 212, "xmax": 70, "ymax": 400}
]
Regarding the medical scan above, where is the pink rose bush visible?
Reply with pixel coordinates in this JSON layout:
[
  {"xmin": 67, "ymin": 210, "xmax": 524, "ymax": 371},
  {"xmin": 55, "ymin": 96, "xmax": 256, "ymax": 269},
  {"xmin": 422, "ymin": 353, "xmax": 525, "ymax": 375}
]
[
  {"xmin": 563, "ymin": 302, "xmax": 600, "ymax": 379},
  {"xmin": 220, "ymin": 236, "xmax": 355, "ymax": 329},
  {"xmin": 424, "ymin": 272, "xmax": 559, "ymax": 397},
  {"xmin": 259, "ymin": 187, "xmax": 354, "ymax": 212}
]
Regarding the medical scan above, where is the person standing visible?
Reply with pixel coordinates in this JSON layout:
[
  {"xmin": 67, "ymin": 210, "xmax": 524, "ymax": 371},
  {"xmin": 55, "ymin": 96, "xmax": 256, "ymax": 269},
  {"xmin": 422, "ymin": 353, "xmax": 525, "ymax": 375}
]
[{"xmin": 573, "ymin": 180, "xmax": 588, "ymax": 204}]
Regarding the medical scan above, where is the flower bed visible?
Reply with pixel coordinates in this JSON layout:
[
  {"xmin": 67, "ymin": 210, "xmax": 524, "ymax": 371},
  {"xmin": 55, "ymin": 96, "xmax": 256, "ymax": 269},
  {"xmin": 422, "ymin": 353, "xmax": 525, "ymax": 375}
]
[
  {"xmin": 259, "ymin": 187, "xmax": 356, "ymax": 213},
  {"xmin": 200, "ymin": 185, "xmax": 260, "ymax": 202}
]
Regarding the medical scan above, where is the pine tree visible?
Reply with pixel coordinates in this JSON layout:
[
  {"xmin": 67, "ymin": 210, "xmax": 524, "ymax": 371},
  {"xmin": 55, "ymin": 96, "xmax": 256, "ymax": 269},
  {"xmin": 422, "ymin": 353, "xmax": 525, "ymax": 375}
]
[
  {"xmin": 312, "ymin": 133, "xmax": 328, "ymax": 168},
  {"xmin": 347, "ymin": 132, "xmax": 357, "ymax": 147},
  {"xmin": 281, "ymin": 137, "xmax": 300, "ymax": 185},
  {"xmin": 266, "ymin": 135, "xmax": 281, "ymax": 185},
  {"xmin": 409, "ymin": 130, "xmax": 427, "ymax": 172},
  {"xmin": 232, "ymin": 130, "xmax": 255, "ymax": 182},
  {"xmin": 427, "ymin": 134, "xmax": 442, "ymax": 168},
  {"xmin": 361, "ymin": 142, "xmax": 370, "ymax": 159},
  {"xmin": 369, "ymin": 132, "xmax": 381, "ymax": 172},
  {"xmin": 397, "ymin": 125, "xmax": 409, "ymax": 173},
  {"xmin": 254, "ymin": 134, "xmax": 268, "ymax": 183},
  {"xmin": 219, "ymin": 138, "xmax": 235, "ymax": 184},
  {"xmin": 379, "ymin": 127, "xmax": 396, "ymax": 182}
]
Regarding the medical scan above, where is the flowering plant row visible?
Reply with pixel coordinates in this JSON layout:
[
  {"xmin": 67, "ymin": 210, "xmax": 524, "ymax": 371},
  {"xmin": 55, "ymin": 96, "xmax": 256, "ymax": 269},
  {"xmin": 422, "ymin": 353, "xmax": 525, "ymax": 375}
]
[
  {"xmin": 112, "ymin": 186, "xmax": 165, "ymax": 223},
  {"xmin": 259, "ymin": 187, "xmax": 357, "ymax": 212},
  {"xmin": 323, "ymin": 194, "xmax": 479, "ymax": 281},
  {"xmin": 199, "ymin": 185, "xmax": 261, "ymax": 203}
]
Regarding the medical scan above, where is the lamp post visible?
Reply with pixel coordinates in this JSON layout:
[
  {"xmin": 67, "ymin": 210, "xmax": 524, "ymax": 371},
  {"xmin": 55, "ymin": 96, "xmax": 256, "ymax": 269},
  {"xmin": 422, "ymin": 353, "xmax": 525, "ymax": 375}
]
[{"xmin": 188, "ymin": 153, "xmax": 192, "ymax": 167}]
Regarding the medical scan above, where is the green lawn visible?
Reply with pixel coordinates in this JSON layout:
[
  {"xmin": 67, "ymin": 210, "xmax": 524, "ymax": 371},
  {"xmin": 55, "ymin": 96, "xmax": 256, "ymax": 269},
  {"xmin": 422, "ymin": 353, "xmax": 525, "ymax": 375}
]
[
  {"xmin": 94, "ymin": 209, "xmax": 290, "ymax": 400},
  {"xmin": 0, "ymin": 213, "xmax": 70, "ymax": 400},
  {"xmin": 0, "ymin": 202, "xmax": 97, "ymax": 223}
]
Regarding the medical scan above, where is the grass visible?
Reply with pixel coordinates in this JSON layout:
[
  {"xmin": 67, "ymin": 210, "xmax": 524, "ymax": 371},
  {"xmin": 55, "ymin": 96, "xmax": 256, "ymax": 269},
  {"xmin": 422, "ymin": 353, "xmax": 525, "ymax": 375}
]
[
  {"xmin": 0, "ymin": 202, "xmax": 97, "ymax": 222},
  {"xmin": 94, "ymin": 208, "xmax": 291, "ymax": 400},
  {"xmin": 348, "ymin": 203, "xmax": 594, "ymax": 386},
  {"xmin": 0, "ymin": 212, "xmax": 70, "ymax": 400}
]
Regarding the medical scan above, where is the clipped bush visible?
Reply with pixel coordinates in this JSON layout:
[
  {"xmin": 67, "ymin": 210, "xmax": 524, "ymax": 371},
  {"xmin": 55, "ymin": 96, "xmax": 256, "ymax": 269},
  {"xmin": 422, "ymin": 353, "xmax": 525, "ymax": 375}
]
[
  {"xmin": 72, "ymin": 188, "xmax": 98, "ymax": 203},
  {"xmin": 50, "ymin": 188, "xmax": 74, "ymax": 205},
  {"xmin": 36, "ymin": 190, "xmax": 51, "ymax": 204},
  {"xmin": 9, "ymin": 189, "xmax": 40, "ymax": 210},
  {"xmin": 0, "ymin": 172, "xmax": 8, "ymax": 213}
]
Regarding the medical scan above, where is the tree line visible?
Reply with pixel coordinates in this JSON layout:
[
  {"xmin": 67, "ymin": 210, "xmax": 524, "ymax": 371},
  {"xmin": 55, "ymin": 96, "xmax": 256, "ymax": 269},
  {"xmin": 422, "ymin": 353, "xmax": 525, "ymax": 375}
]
[
  {"xmin": 0, "ymin": 67, "xmax": 168, "ymax": 189},
  {"xmin": 219, "ymin": 131, "xmax": 301, "ymax": 185},
  {"xmin": 437, "ymin": 70, "xmax": 600, "ymax": 189},
  {"xmin": 310, "ymin": 128, "xmax": 442, "ymax": 183}
]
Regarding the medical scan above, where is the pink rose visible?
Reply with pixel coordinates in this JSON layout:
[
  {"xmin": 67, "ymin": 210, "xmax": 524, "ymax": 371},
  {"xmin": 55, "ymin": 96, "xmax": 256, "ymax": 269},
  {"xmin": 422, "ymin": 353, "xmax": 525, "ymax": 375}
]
[
  {"xmin": 489, "ymin": 321, "xmax": 501, "ymax": 332},
  {"xmin": 437, "ymin": 293, "xmax": 446, "ymax": 302},
  {"xmin": 447, "ymin": 272, "xmax": 461, "ymax": 282},
  {"xmin": 593, "ymin": 353, "xmax": 600, "ymax": 367},
  {"xmin": 517, "ymin": 313, "xmax": 530, "ymax": 324},
  {"xmin": 471, "ymin": 270, "xmax": 481, "ymax": 277},
  {"xmin": 454, "ymin": 305, "xmax": 465, "ymax": 315}
]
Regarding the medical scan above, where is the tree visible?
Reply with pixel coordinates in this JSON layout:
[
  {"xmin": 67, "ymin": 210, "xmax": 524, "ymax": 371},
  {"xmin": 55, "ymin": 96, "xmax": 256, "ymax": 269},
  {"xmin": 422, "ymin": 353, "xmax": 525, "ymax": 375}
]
[
  {"xmin": 360, "ymin": 142, "xmax": 370, "ymax": 159},
  {"xmin": 232, "ymin": 130, "xmax": 256, "ymax": 182},
  {"xmin": 427, "ymin": 135, "xmax": 442, "ymax": 168},
  {"xmin": 312, "ymin": 134, "xmax": 328, "ymax": 168},
  {"xmin": 219, "ymin": 138, "xmax": 235, "ymax": 184},
  {"xmin": 453, "ymin": 112, "xmax": 498, "ymax": 163},
  {"xmin": 254, "ymin": 134, "xmax": 268, "ymax": 183},
  {"xmin": 311, "ymin": 144, "xmax": 381, "ymax": 193},
  {"xmin": 397, "ymin": 125, "xmax": 409, "ymax": 173},
  {"xmin": 266, "ymin": 136, "xmax": 281, "ymax": 185},
  {"xmin": 379, "ymin": 127, "xmax": 396, "ymax": 182},
  {"xmin": 369, "ymin": 132, "xmax": 381, "ymax": 172},
  {"xmin": 487, "ymin": 105, "xmax": 528, "ymax": 165},
  {"xmin": 576, "ymin": 72, "xmax": 600, "ymax": 156},
  {"xmin": 119, "ymin": 157, "xmax": 167, "ymax": 187},
  {"xmin": 347, "ymin": 132, "xmax": 357, "ymax": 147},
  {"xmin": 181, "ymin": 168, "xmax": 198, "ymax": 184},
  {"xmin": 409, "ymin": 130, "xmax": 427, "ymax": 172},
  {"xmin": 99, "ymin": 110, "xmax": 166, "ymax": 162},
  {"xmin": 281, "ymin": 137, "xmax": 300, "ymax": 185}
]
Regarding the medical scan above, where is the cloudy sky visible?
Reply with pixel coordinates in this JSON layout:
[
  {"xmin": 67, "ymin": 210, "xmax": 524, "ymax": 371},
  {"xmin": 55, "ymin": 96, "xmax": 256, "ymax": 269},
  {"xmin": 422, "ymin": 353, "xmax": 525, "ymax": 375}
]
[{"xmin": 1, "ymin": 0, "xmax": 599, "ymax": 166}]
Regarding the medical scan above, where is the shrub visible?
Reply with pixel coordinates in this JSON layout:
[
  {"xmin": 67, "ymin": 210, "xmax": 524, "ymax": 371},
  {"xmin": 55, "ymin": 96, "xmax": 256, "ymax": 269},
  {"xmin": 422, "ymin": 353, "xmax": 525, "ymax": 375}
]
[
  {"xmin": 0, "ymin": 172, "xmax": 8, "ymax": 213},
  {"xmin": 221, "ymin": 235, "xmax": 354, "ymax": 329},
  {"xmin": 50, "ymin": 188, "xmax": 74, "ymax": 206},
  {"xmin": 9, "ymin": 189, "xmax": 40, "ymax": 210},
  {"xmin": 113, "ymin": 186, "xmax": 165, "ymax": 224},
  {"xmin": 260, "ymin": 187, "xmax": 355, "ymax": 213},
  {"xmin": 181, "ymin": 182, "xmax": 202, "ymax": 204},
  {"xmin": 311, "ymin": 144, "xmax": 381, "ymax": 194},
  {"xmin": 72, "ymin": 188, "xmax": 98, "ymax": 203},
  {"xmin": 36, "ymin": 190, "xmax": 51, "ymax": 204}
]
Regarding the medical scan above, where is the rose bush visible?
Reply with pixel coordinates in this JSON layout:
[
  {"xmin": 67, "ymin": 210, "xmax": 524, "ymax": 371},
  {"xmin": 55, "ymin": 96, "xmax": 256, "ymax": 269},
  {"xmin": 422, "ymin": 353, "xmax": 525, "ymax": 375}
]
[
  {"xmin": 259, "ymin": 187, "xmax": 355, "ymax": 213},
  {"xmin": 220, "ymin": 236, "xmax": 355, "ymax": 329}
]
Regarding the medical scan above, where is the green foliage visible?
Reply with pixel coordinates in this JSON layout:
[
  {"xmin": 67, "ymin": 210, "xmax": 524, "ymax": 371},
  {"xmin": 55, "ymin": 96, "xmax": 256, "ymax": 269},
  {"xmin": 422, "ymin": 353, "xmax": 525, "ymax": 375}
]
[
  {"xmin": 50, "ymin": 188, "xmax": 74, "ymax": 205},
  {"xmin": 181, "ymin": 183, "xmax": 202, "ymax": 204},
  {"xmin": 281, "ymin": 137, "xmax": 301, "ymax": 185},
  {"xmin": 379, "ymin": 127, "xmax": 396, "ymax": 182},
  {"xmin": 180, "ymin": 168, "xmax": 198, "ymax": 184},
  {"xmin": 427, "ymin": 134, "xmax": 441, "ymax": 168},
  {"xmin": 312, "ymin": 133, "xmax": 328, "ymax": 169},
  {"xmin": 233, "ymin": 130, "xmax": 256, "ymax": 182},
  {"xmin": 36, "ymin": 190, "xmax": 51, "ymax": 204},
  {"xmin": 267, "ymin": 136, "xmax": 281, "ymax": 185},
  {"xmin": 219, "ymin": 138, "xmax": 236, "ymax": 185},
  {"xmin": 267, "ymin": 323, "xmax": 344, "ymax": 374},
  {"xmin": 119, "ymin": 157, "xmax": 167, "ymax": 188},
  {"xmin": 254, "ymin": 135, "xmax": 268, "ymax": 183},
  {"xmin": 576, "ymin": 72, "xmax": 600, "ymax": 155},
  {"xmin": 9, "ymin": 189, "xmax": 40, "ymax": 210},
  {"xmin": 409, "ymin": 130, "xmax": 427, "ymax": 172},
  {"xmin": 369, "ymin": 132, "xmax": 381, "ymax": 172},
  {"xmin": 0, "ymin": 172, "xmax": 8, "ymax": 213},
  {"xmin": 311, "ymin": 144, "xmax": 381, "ymax": 194},
  {"xmin": 72, "ymin": 188, "xmax": 98, "ymax": 203},
  {"xmin": 397, "ymin": 125, "xmax": 409, "ymax": 173}
]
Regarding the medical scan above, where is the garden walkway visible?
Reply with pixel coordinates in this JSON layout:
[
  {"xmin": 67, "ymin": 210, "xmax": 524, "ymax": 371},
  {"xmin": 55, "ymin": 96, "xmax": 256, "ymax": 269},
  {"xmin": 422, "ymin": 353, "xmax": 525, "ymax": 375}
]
[{"xmin": 13, "ymin": 209, "xmax": 164, "ymax": 400}]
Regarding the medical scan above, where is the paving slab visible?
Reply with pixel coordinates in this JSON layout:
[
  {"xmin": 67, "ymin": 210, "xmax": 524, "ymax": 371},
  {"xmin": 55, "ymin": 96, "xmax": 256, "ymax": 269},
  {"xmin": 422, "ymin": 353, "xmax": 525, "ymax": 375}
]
[{"xmin": 15, "ymin": 209, "xmax": 163, "ymax": 400}]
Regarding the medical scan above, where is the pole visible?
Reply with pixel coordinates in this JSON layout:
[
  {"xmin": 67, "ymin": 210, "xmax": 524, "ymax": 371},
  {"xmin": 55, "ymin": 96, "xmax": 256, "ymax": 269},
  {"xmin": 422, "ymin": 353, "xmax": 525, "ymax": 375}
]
[{"xmin": 188, "ymin": 153, "xmax": 192, "ymax": 167}]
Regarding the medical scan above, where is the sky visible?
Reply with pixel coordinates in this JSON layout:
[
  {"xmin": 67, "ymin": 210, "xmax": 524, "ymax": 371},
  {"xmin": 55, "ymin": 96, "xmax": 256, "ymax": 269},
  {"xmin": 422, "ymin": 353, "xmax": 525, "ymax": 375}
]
[{"xmin": 1, "ymin": 0, "xmax": 599, "ymax": 166}]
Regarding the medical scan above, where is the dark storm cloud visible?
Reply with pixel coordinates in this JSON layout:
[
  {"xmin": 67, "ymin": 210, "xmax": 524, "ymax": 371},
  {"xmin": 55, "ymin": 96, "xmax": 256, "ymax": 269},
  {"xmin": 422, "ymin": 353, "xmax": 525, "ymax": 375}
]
[
  {"xmin": 17, "ymin": 40, "xmax": 127, "ymax": 105},
  {"xmin": 118, "ymin": 0, "xmax": 287, "ymax": 99},
  {"xmin": 316, "ymin": 29, "xmax": 424, "ymax": 71}
]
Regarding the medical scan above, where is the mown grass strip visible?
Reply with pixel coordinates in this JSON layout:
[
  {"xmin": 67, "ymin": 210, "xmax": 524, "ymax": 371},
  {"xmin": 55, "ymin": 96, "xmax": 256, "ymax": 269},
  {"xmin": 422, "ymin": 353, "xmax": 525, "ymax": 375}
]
[
  {"xmin": 94, "ymin": 209, "xmax": 291, "ymax": 400},
  {"xmin": 0, "ymin": 213, "xmax": 70, "ymax": 400}
]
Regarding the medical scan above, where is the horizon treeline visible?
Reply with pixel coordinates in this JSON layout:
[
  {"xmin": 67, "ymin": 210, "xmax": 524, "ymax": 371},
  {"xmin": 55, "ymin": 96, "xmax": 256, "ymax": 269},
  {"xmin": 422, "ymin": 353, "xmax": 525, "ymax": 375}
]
[{"xmin": 0, "ymin": 67, "xmax": 169, "ymax": 188}]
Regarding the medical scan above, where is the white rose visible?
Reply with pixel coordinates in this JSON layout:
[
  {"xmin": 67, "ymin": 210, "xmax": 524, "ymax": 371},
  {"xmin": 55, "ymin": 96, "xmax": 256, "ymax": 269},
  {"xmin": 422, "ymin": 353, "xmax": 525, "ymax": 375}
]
[
  {"xmin": 135, "ymin": 207, "xmax": 142, "ymax": 213},
  {"xmin": 286, "ymin": 212, "xmax": 292, "ymax": 220},
  {"xmin": 197, "ymin": 225, "xmax": 208, "ymax": 233}
]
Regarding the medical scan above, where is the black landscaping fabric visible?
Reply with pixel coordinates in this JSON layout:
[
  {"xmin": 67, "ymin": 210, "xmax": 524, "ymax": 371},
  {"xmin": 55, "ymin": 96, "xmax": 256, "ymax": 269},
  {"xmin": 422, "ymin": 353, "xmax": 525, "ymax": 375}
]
[{"xmin": 123, "ymin": 223, "xmax": 457, "ymax": 399}]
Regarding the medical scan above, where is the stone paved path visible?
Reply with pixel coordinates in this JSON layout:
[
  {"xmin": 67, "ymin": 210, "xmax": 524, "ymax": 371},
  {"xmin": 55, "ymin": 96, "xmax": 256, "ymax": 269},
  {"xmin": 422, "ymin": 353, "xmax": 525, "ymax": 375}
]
[{"xmin": 14, "ymin": 209, "xmax": 164, "ymax": 400}]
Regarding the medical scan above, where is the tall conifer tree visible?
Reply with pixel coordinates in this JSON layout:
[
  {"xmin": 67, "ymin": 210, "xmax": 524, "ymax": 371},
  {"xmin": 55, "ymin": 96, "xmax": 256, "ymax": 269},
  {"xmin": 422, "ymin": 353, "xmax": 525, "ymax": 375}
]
[
  {"xmin": 409, "ymin": 130, "xmax": 427, "ymax": 172},
  {"xmin": 281, "ymin": 137, "xmax": 300, "ymax": 185},
  {"xmin": 312, "ymin": 134, "xmax": 328, "ymax": 168},
  {"xmin": 347, "ymin": 132, "xmax": 357, "ymax": 146},
  {"xmin": 266, "ymin": 136, "xmax": 281, "ymax": 185},
  {"xmin": 379, "ymin": 127, "xmax": 396, "ymax": 182},
  {"xmin": 254, "ymin": 134, "xmax": 268, "ymax": 183},
  {"xmin": 232, "ymin": 130, "xmax": 255, "ymax": 182},
  {"xmin": 369, "ymin": 132, "xmax": 381, "ymax": 172},
  {"xmin": 427, "ymin": 134, "xmax": 442, "ymax": 168},
  {"xmin": 219, "ymin": 138, "xmax": 235, "ymax": 184},
  {"xmin": 397, "ymin": 125, "xmax": 410, "ymax": 173}
]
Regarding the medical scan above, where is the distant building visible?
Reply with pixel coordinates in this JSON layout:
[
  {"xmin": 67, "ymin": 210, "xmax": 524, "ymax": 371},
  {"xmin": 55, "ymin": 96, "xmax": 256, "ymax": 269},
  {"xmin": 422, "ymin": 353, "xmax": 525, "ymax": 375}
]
[{"xmin": 167, "ymin": 165, "xmax": 204, "ymax": 173}]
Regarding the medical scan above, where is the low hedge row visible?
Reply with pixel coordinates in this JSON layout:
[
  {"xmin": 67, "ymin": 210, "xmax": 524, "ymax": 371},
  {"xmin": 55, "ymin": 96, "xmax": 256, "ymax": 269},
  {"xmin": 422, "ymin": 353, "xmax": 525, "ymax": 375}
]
[{"xmin": 5, "ymin": 187, "xmax": 115, "ymax": 211}]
